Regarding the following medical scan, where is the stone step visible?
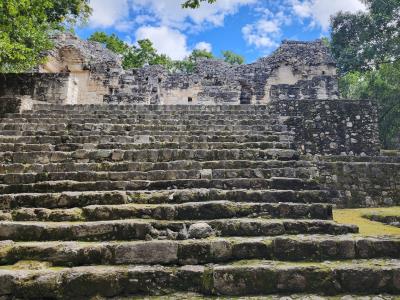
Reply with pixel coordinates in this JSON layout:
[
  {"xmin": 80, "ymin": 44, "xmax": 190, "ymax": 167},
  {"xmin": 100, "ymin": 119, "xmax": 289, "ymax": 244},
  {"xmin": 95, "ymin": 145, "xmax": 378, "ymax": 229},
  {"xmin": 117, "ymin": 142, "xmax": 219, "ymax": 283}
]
[
  {"xmin": 31, "ymin": 104, "xmax": 272, "ymax": 111},
  {"xmin": 0, "ymin": 134, "xmax": 284, "ymax": 144},
  {"xmin": 0, "ymin": 177, "xmax": 320, "ymax": 194},
  {"xmin": 308, "ymin": 155, "xmax": 400, "ymax": 164},
  {"xmin": 0, "ymin": 159, "xmax": 312, "ymax": 174},
  {"xmin": 12, "ymin": 109, "xmax": 274, "ymax": 115},
  {"xmin": 0, "ymin": 118, "xmax": 279, "ymax": 125},
  {"xmin": 0, "ymin": 219, "xmax": 357, "ymax": 241},
  {"xmin": 3, "ymin": 202, "xmax": 331, "ymax": 222},
  {"xmin": 1, "ymin": 236, "xmax": 399, "ymax": 267},
  {"xmin": 7, "ymin": 113, "xmax": 276, "ymax": 121},
  {"xmin": 0, "ymin": 168, "xmax": 314, "ymax": 185},
  {"xmin": 30, "ymin": 105, "xmax": 271, "ymax": 111},
  {"xmin": 1, "ymin": 259, "xmax": 398, "ymax": 298},
  {"xmin": 0, "ymin": 129, "xmax": 288, "ymax": 137},
  {"xmin": 0, "ymin": 141, "xmax": 293, "ymax": 152},
  {"xmin": 0, "ymin": 189, "xmax": 330, "ymax": 210},
  {"xmin": 26, "ymin": 108, "xmax": 272, "ymax": 114},
  {"xmin": 0, "ymin": 123, "xmax": 280, "ymax": 132},
  {"xmin": 0, "ymin": 149, "xmax": 299, "ymax": 164},
  {"xmin": 25, "ymin": 107, "xmax": 272, "ymax": 112}
]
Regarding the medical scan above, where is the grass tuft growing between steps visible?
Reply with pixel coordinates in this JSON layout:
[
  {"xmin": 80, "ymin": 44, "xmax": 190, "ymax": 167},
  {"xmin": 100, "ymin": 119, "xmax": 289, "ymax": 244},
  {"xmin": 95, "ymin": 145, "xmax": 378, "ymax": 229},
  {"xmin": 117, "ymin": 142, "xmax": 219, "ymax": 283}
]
[{"xmin": 333, "ymin": 207, "xmax": 400, "ymax": 236}]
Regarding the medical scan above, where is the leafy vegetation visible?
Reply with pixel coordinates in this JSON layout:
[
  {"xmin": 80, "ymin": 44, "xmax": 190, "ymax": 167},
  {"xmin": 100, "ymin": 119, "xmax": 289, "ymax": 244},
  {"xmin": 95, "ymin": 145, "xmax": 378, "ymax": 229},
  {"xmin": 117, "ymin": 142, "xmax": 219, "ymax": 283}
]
[
  {"xmin": 339, "ymin": 62, "xmax": 400, "ymax": 148},
  {"xmin": 222, "ymin": 50, "xmax": 244, "ymax": 65},
  {"xmin": 0, "ymin": 0, "xmax": 91, "ymax": 73},
  {"xmin": 88, "ymin": 33, "xmax": 171, "ymax": 69},
  {"xmin": 182, "ymin": 0, "xmax": 217, "ymax": 9},
  {"xmin": 189, "ymin": 49, "xmax": 214, "ymax": 60},
  {"xmin": 331, "ymin": 0, "xmax": 400, "ymax": 148},
  {"xmin": 88, "ymin": 32, "xmax": 128, "ymax": 55},
  {"xmin": 89, "ymin": 31, "xmax": 245, "ymax": 72},
  {"xmin": 331, "ymin": 0, "xmax": 400, "ymax": 73}
]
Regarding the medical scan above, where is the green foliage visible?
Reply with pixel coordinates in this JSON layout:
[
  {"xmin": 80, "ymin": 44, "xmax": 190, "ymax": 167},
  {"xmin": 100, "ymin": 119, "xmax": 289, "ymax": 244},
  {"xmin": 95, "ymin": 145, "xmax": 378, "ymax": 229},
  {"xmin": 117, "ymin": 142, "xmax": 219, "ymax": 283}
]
[
  {"xmin": 222, "ymin": 50, "xmax": 245, "ymax": 65},
  {"xmin": 169, "ymin": 60, "xmax": 196, "ymax": 73},
  {"xmin": 87, "ymin": 32, "xmax": 244, "ymax": 74},
  {"xmin": 123, "ymin": 39, "xmax": 173, "ymax": 69},
  {"xmin": 331, "ymin": 0, "xmax": 400, "ymax": 73},
  {"xmin": 0, "ymin": 0, "xmax": 91, "ymax": 73},
  {"xmin": 189, "ymin": 49, "xmax": 214, "ymax": 61},
  {"xmin": 88, "ymin": 32, "xmax": 128, "ymax": 55},
  {"xmin": 320, "ymin": 37, "xmax": 330, "ymax": 48},
  {"xmin": 88, "ymin": 33, "xmax": 175, "ymax": 70},
  {"xmin": 331, "ymin": 0, "xmax": 400, "ymax": 148},
  {"xmin": 339, "ymin": 62, "xmax": 400, "ymax": 148},
  {"xmin": 182, "ymin": 0, "xmax": 217, "ymax": 9}
]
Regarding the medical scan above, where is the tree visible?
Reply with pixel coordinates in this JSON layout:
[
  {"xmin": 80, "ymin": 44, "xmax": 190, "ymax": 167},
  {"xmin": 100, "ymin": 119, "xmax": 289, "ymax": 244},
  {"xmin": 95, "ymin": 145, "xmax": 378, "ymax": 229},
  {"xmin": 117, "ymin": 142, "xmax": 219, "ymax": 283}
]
[
  {"xmin": 123, "ymin": 39, "xmax": 173, "ymax": 69},
  {"xmin": 339, "ymin": 61, "xmax": 400, "ymax": 148},
  {"xmin": 330, "ymin": 0, "xmax": 400, "ymax": 148},
  {"xmin": 88, "ymin": 33, "xmax": 174, "ymax": 70},
  {"xmin": 189, "ymin": 49, "xmax": 214, "ymax": 61},
  {"xmin": 222, "ymin": 50, "xmax": 244, "ymax": 65},
  {"xmin": 88, "ymin": 32, "xmax": 128, "ymax": 55},
  {"xmin": 182, "ymin": 0, "xmax": 217, "ymax": 9},
  {"xmin": 0, "ymin": 0, "xmax": 91, "ymax": 72},
  {"xmin": 331, "ymin": 0, "xmax": 400, "ymax": 73}
]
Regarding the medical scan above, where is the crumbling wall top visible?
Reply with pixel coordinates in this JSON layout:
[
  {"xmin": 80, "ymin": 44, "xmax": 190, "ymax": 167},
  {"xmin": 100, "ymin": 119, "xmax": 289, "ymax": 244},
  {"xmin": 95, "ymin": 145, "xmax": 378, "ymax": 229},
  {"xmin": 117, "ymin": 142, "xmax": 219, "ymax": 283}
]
[
  {"xmin": 43, "ymin": 33, "xmax": 123, "ymax": 73},
  {"xmin": 256, "ymin": 39, "xmax": 336, "ymax": 69}
]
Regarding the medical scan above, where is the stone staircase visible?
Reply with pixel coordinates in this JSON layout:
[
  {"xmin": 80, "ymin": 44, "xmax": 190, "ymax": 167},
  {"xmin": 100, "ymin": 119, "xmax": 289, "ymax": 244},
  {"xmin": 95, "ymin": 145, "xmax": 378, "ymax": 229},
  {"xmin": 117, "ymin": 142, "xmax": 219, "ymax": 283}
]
[{"xmin": 0, "ymin": 104, "xmax": 399, "ymax": 299}]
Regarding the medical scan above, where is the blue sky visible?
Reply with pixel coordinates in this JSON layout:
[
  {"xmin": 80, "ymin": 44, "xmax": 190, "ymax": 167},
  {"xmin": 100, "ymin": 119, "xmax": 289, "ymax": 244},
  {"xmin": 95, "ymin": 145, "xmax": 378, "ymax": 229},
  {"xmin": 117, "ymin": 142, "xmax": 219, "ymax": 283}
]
[{"xmin": 76, "ymin": 0, "xmax": 366, "ymax": 63}]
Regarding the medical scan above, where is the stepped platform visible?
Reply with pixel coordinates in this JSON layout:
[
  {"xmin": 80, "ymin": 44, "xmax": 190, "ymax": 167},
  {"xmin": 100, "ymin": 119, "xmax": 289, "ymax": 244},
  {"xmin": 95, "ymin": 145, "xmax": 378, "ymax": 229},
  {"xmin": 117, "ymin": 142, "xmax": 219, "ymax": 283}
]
[{"xmin": 0, "ymin": 104, "xmax": 398, "ymax": 299}]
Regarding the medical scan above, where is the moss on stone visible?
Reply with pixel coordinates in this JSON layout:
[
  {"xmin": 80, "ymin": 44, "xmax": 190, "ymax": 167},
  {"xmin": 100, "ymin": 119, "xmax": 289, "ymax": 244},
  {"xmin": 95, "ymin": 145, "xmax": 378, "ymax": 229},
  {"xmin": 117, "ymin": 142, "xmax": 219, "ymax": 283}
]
[
  {"xmin": 333, "ymin": 207, "xmax": 400, "ymax": 236},
  {"xmin": 202, "ymin": 268, "xmax": 214, "ymax": 295}
]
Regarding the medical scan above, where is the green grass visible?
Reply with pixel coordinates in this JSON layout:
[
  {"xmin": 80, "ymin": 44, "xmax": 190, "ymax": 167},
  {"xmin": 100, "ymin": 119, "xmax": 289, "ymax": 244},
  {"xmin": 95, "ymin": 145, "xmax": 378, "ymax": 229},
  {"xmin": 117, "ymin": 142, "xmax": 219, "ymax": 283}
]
[{"xmin": 333, "ymin": 207, "xmax": 400, "ymax": 236}]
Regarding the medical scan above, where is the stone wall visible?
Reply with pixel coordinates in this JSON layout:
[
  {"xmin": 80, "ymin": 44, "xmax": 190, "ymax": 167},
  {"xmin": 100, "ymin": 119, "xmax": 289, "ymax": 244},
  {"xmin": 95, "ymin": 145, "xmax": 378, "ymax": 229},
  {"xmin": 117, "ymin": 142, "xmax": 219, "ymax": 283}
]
[
  {"xmin": 0, "ymin": 36, "xmax": 339, "ymax": 106},
  {"xmin": 0, "ymin": 97, "xmax": 21, "ymax": 117},
  {"xmin": 106, "ymin": 40, "xmax": 339, "ymax": 105},
  {"xmin": 0, "ymin": 73, "xmax": 71, "ymax": 104},
  {"xmin": 272, "ymin": 100, "xmax": 381, "ymax": 156},
  {"xmin": 39, "ymin": 33, "xmax": 122, "ymax": 104},
  {"xmin": 313, "ymin": 156, "xmax": 400, "ymax": 207}
]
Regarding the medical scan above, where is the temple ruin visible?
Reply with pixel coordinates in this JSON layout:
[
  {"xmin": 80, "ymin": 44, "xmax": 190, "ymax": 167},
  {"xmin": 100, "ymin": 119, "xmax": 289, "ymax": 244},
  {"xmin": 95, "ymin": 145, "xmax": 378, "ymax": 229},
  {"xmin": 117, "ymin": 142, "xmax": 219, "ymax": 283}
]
[{"xmin": 0, "ymin": 33, "xmax": 399, "ymax": 298}]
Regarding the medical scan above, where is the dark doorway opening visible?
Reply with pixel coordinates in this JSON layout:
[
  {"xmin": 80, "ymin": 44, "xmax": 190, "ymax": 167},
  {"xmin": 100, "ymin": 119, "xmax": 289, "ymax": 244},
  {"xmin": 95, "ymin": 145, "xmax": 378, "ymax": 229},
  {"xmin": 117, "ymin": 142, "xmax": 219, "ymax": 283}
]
[{"xmin": 240, "ymin": 83, "xmax": 252, "ymax": 104}]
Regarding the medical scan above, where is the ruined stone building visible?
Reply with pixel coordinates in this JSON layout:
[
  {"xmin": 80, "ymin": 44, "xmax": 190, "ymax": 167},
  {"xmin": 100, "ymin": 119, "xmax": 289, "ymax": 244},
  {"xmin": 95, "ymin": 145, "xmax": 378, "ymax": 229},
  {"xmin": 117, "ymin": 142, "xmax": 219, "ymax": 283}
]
[
  {"xmin": 0, "ymin": 34, "xmax": 399, "ymax": 298},
  {"xmin": 0, "ymin": 33, "xmax": 339, "ymax": 106}
]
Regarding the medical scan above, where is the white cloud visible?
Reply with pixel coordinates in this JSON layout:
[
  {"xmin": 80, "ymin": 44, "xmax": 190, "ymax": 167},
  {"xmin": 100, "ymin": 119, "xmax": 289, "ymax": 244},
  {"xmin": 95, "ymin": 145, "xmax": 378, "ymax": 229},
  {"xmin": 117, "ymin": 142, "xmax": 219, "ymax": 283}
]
[
  {"xmin": 290, "ymin": 0, "xmax": 367, "ymax": 30},
  {"xmin": 89, "ymin": 0, "xmax": 258, "ymax": 31},
  {"xmin": 130, "ymin": 0, "xmax": 258, "ymax": 31},
  {"xmin": 89, "ymin": 0, "xmax": 129, "ymax": 28},
  {"xmin": 242, "ymin": 21, "xmax": 280, "ymax": 48},
  {"xmin": 194, "ymin": 42, "xmax": 213, "ymax": 52},
  {"xmin": 135, "ymin": 26, "xmax": 191, "ymax": 60},
  {"xmin": 242, "ymin": 9, "xmax": 290, "ymax": 50},
  {"xmin": 89, "ymin": 0, "xmax": 256, "ymax": 60}
]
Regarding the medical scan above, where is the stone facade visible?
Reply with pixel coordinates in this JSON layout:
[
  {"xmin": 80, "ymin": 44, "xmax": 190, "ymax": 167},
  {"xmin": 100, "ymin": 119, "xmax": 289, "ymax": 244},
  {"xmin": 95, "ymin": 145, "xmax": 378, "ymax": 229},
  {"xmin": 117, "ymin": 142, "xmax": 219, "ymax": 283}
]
[
  {"xmin": 272, "ymin": 100, "xmax": 381, "ymax": 156},
  {"xmin": 0, "ymin": 35, "xmax": 338, "ymax": 105},
  {"xmin": 0, "ymin": 73, "xmax": 72, "ymax": 104},
  {"xmin": 313, "ymin": 156, "xmax": 400, "ymax": 207},
  {"xmin": 106, "ymin": 40, "xmax": 339, "ymax": 105},
  {"xmin": 0, "ymin": 33, "xmax": 400, "ymax": 297}
]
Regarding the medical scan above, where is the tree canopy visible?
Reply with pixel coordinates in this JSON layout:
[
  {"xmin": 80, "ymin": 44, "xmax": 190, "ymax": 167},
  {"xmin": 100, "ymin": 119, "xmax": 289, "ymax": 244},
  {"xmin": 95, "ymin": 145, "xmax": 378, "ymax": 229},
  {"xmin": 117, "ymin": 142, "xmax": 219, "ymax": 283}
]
[
  {"xmin": 331, "ymin": 0, "xmax": 400, "ymax": 73},
  {"xmin": 88, "ymin": 32, "xmax": 128, "ymax": 55},
  {"xmin": 331, "ymin": 0, "xmax": 400, "ymax": 148},
  {"xmin": 88, "ymin": 32, "xmax": 173, "ymax": 70},
  {"xmin": 222, "ymin": 50, "xmax": 244, "ymax": 65},
  {"xmin": 189, "ymin": 49, "xmax": 214, "ymax": 61},
  {"xmin": 88, "ymin": 31, "xmax": 245, "ymax": 72},
  {"xmin": 182, "ymin": 0, "xmax": 217, "ymax": 9},
  {"xmin": 339, "ymin": 61, "xmax": 400, "ymax": 148},
  {"xmin": 0, "ymin": 0, "xmax": 91, "ymax": 73}
]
